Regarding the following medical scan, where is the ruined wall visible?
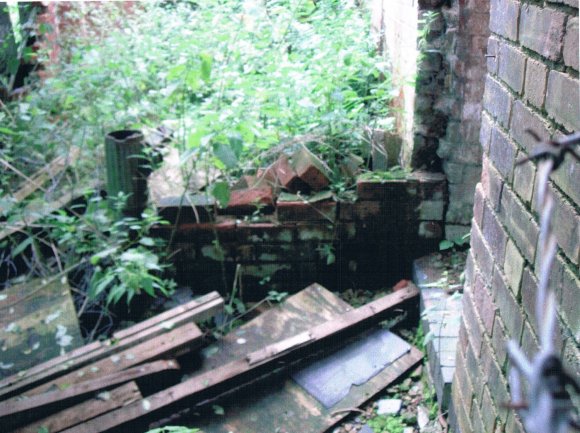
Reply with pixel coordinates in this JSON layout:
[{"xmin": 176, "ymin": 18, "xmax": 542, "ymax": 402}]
[
  {"xmin": 450, "ymin": 1, "xmax": 579, "ymax": 432},
  {"xmin": 155, "ymin": 173, "xmax": 446, "ymax": 299},
  {"xmin": 380, "ymin": 0, "xmax": 489, "ymax": 239}
]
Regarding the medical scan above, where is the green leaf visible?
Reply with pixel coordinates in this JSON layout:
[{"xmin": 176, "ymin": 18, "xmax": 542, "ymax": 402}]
[
  {"xmin": 212, "ymin": 404, "xmax": 225, "ymax": 416},
  {"xmin": 211, "ymin": 182, "xmax": 230, "ymax": 208},
  {"xmin": 37, "ymin": 426, "xmax": 50, "ymax": 433},
  {"xmin": 11, "ymin": 237, "xmax": 32, "ymax": 257},
  {"xmin": 139, "ymin": 237, "xmax": 155, "ymax": 247},
  {"xmin": 214, "ymin": 142, "xmax": 238, "ymax": 169},
  {"xmin": 439, "ymin": 240, "xmax": 454, "ymax": 251},
  {"xmin": 0, "ymin": 127, "xmax": 16, "ymax": 135},
  {"xmin": 200, "ymin": 53, "xmax": 212, "ymax": 82}
]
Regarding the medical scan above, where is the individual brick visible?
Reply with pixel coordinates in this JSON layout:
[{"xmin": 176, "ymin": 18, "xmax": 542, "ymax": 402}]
[
  {"xmin": 473, "ymin": 183, "xmax": 485, "ymax": 228},
  {"xmin": 560, "ymin": 265, "xmax": 580, "ymax": 342},
  {"xmin": 155, "ymin": 194, "xmax": 215, "ymax": 224},
  {"xmin": 463, "ymin": 284, "xmax": 485, "ymax": 356},
  {"xmin": 471, "ymin": 221, "xmax": 495, "ymax": 284},
  {"xmin": 483, "ymin": 76, "xmax": 513, "ymax": 128},
  {"xmin": 481, "ymin": 155, "xmax": 504, "ymax": 210},
  {"xmin": 276, "ymin": 200, "xmax": 337, "ymax": 223},
  {"xmin": 223, "ymin": 186, "xmax": 275, "ymax": 215},
  {"xmin": 509, "ymin": 100, "xmax": 552, "ymax": 155},
  {"xmin": 417, "ymin": 200, "xmax": 446, "ymax": 220},
  {"xmin": 493, "ymin": 266, "xmax": 524, "ymax": 342},
  {"xmin": 563, "ymin": 17, "xmax": 579, "ymax": 71},
  {"xmin": 480, "ymin": 112, "xmax": 493, "ymax": 154},
  {"xmin": 356, "ymin": 179, "xmax": 409, "ymax": 201},
  {"xmin": 521, "ymin": 267, "xmax": 539, "ymax": 329},
  {"xmin": 489, "ymin": 0, "xmax": 520, "ymax": 41},
  {"xmin": 524, "ymin": 58, "xmax": 548, "ymax": 109},
  {"xmin": 291, "ymin": 147, "xmax": 331, "ymax": 191},
  {"xmin": 487, "ymin": 36, "xmax": 500, "ymax": 75},
  {"xmin": 491, "ymin": 314, "xmax": 508, "ymax": 367},
  {"xmin": 482, "ymin": 202, "xmax": 508, "ymax": 266},
  {"xmin": 519, "ymin": 4, "xmax": 566, "ymax": 61},
  {"xmin": 470, "ymin": 400, "xmax": 487, "ymax": 433},
  {"xmin": 480, "ymin": 340, "xmax": 511, "ymax": 424},
  {"xmin": 498, "ymin": 43, "xmax": 527, "ymax": 94},
  {"xmin": 550, "ymin": 0, "xmax": 578, "ymax": 8},
  {"xmin": 418, "ymin": 221, "xmax": 443, "ymax": 239},
  {"xmin": 520, "ymin": 320, "xmax": 540, "ymax": 360},
  {"xmin": 512, "ymin": 157, "xmax": 535, "ymax": 204},
  {"xmin": 472, "ymin": 269, "xmax": 497, "ymax": 334},
  {"xmin": 481, "ymin": 385, "xmax": 500, "ymax": 433},
  {"xmin": 550, "ymin": 151, "xmax": 580, "ymax": 206},
  {"xmin": 503, "ymin": 239, "xmax": 525, "ymax": 297},
  {"xmin": 499, "ymin": 187, "xmax": 539, "ymax": 264},
  {"xmin": 545, "ymin": 71, "xmax": 580, "ymax": 132},
  {"xmin": 257, "ymin": 155, "xmax": 307, "ymax": 193},
  {"xmin": 547, "ymin": 185, "xmax": 580, "ymax": 264},
  {"xmin": 489, "ymin": 127, "xmax": 517, "ymax": 181}
]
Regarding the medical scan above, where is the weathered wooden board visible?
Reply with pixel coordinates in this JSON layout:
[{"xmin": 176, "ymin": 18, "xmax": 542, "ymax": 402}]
[
  {"xmin": 184, "ymin": 284, "xmax": 422, "ymax": 433},
  {"xmin": 60, "ymin": 284, "xmax": 419, "ymax": 433},
  {"xmin": 0, "ymin": 278, "xmax": 83, "ymax": 379},
  {"xmin": 0, "ymin": 291, "xmax": 222, "ymax": 400},
  {"xmin": 0, "ymin": 359, "xmax": 179, "ymax": 419},
  {"xmin": 14, "ymin": 381, "xmax": 142, "ymax": 433},
  {"xmin": 0, "ymin": 178, "xmax": 102, "ymax": 241},
  {"xmin": 0, "ymin": 147, "xmax": 80, "ymax": 217},
  {"xmin": 14, "ymin": 321, "xmax": 202, "ymax": 400}
]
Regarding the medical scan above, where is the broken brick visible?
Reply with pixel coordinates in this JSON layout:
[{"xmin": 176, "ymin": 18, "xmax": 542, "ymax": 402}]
[
  {"xmin": 221, "ymin": 186, "xmax": 275, "ymax": 215},
  {"xmin": 256, "ymin": 155, "xmax": 308, "ymax": 193},
  {"xmin": 277, "ymin": 200, "xmax": 337, "ymax": 222},
  {"xmin": 291, "ymin": 147, "xmax": 331, "ymax": 191}
]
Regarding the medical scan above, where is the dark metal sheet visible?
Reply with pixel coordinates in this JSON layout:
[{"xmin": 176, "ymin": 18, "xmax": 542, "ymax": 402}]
[{"xmin": 291, "ymin": 329, "xmax": 411, "ymax": 408}]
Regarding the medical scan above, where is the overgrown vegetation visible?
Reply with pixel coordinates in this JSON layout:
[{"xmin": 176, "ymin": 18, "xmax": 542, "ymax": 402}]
[{"xmin": 1, "ymin": 0, "xmax": 396, "ymax": 337}]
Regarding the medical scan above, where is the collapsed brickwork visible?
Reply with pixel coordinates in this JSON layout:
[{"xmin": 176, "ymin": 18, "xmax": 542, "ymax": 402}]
[
  {"xmin": 379, "ymin": 0, "xmax": 490, "ymax": 239},
  {"xmin": 449, "ymin": 1, "xmax": 580, "ymax": 433}
]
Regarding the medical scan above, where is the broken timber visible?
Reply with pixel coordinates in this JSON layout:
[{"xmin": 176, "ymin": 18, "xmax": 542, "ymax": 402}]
[
  {"xmin": 0, "ymin": 359, "xmax": 180, "ymax": 420},
  {"xmin": 62, "ymin": 284, "xmax": 419, "ymax": 433},
  {"xmin": 0, "ymin": 291, "xmax": 223, "ymax": 400},
  {"xmin": 13, "ymin": 382, "xmax": 143, "ymax": 433}
]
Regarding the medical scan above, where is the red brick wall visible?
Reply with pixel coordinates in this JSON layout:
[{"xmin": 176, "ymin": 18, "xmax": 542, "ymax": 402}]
[{"xmin": 450, "ymin": 1, "xmax": 579, "ymax": 432}]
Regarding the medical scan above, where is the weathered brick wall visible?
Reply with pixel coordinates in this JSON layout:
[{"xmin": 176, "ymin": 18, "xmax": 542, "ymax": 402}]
[
  {"xmin": 379, "ymin": 0, "xmax": 490, "ymax": 239},
  {"xmin": 155, "ymin": 173, "xmax": 447, "ymax": 299},
  {"xmin": 450, "ymin": 1, "xmax": 579, "ymax": 432}
]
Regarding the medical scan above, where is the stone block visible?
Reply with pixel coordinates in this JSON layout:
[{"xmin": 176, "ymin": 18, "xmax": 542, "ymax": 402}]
[
  {"xmin": 546, "ymin": 71, "xmax": 580, "ymax": 132},
  {"xmin": 510, "ymin": 100, "xmax": 552, "ymax": 155},
  {"xmin": 483, "ymin": 76, "xmax": 513, "ymax": 128},
  {"xmin": 524, "ymin": 58, "xmax": 548, "ymax": 109},
  {"xmin": 503, "ymin": 239, "xmax": 524, "ymax": 297},
  {"xmin": 519, "ymin": 4, "xmax": 566, "ymax": 61},
  {"xmin": 489, "ymin": 127, "xmax": 517, "ymax": 181},
  {"xmin": 418, "ymin": 221, "xmax": 443, "ymax": 239},
  {"xmin": 489, "ymin": 0, "xmax": 520, "ymax": 41},
  {"xmin": 512, "ymin": 158, "xmax": 535, "ymax": 204},
  {"xmin": 291, "ymin": 147, "xmax": 331, "ymax": 191},
  {"xmin": 445, "ymin": 198, "xmax": 474, "ymax": 225},
  {"xmin": 482, "ymin": 203, "xmax": 508, "ymax": 266},
  {"xmin": 563, "ymin": 17, "xmax": 579, "ymax": 71},
  {"xmin": 498, "ymin": 43, "xmax": 526, "ymax": 94}
]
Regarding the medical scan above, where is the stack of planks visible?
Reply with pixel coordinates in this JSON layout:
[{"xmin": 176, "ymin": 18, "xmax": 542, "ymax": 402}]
[
  {"xmin": 0, "ymin": 291, "xmax": 224, "ymax": 432},
  {"xmin": 0, "ymin": 283, "xmax": 420, "ymax": 433}
]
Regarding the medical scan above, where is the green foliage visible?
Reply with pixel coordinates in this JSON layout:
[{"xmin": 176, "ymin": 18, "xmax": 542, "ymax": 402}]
[
  {"xmin": 44, "ymin": 194, "xmax": 176, "ymax": 305},
  {"xmin": 438, "ymin": 232, "xmax": 469, "ymax": 251},
  {"xmin": 367, "ymin": 415, "xmax": 406, "ymax": 433}
]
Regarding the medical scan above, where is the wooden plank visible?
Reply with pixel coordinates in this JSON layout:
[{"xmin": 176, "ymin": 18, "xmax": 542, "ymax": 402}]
[
  {"xmin": 14, "ymin": 381, "xmax": 142, "ymax": 433},
  {"xmin": 13, "ymin": 321, "xmax": 202, "ymax": 401},
  {"xmin": 195, "ymin": 347, "xmax": 423, "ymax": 433},
  {"xmin": 0, "ymin": 279, "xmax": 83, "ymax": 379},
  {"xmin": 12, "ymin": 147, "xmax": 81, "ymax": 203},
  {"xmin": 0, "ymin": 359, "xmax": 179, "ymax": 419},
  {"xmin": 62, "ymin": 284, "xmax": 419, "ymax": 433},
  {"xmin": 0, "ymin": 291, "xmax": 222, "ymax": 400},
  {"xmin": 0, "ymin": 178, "xmax": 101, "ymax": 241}
]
